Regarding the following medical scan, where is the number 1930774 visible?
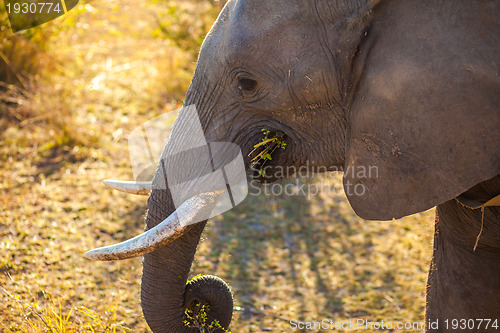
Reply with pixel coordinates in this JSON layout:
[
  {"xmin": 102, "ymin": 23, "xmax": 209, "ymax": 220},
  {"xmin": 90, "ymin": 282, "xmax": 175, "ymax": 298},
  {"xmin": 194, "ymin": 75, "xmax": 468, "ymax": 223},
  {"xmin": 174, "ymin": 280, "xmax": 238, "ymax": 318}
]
[
  {"xmin": 5, "ymin": 2, "xmax": 62, "ymax": 14},
  {"xmin": 443, "ymin": 319, "xmax": 499, "ymax": 330}
]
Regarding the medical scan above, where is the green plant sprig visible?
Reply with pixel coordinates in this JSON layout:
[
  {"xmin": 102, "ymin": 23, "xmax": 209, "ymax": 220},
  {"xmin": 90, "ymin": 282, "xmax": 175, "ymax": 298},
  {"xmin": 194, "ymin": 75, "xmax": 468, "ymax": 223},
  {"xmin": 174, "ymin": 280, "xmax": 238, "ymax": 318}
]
[
  {"xmin": 184, "ymin": 303, "xmax": 231, "ymax": 333},
  {"xmin": 248, "ymin": 129, "xmax": 287, "ymax": 177}
]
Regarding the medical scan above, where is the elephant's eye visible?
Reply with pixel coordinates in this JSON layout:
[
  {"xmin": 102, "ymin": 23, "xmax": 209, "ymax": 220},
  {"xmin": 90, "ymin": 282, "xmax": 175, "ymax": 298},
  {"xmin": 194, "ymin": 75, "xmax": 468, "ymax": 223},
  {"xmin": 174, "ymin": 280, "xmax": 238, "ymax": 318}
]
[{"xmin": 237, "ymin": 78, "xmax": 257, "ymax": 92}]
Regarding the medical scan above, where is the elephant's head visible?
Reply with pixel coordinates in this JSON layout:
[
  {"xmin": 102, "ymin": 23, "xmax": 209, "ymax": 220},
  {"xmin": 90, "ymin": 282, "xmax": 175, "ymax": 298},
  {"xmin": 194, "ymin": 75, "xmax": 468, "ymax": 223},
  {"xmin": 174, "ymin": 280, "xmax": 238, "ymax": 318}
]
[{"xmin": 87, "ymin": 0, "xmax": 500, "ymax": 331}]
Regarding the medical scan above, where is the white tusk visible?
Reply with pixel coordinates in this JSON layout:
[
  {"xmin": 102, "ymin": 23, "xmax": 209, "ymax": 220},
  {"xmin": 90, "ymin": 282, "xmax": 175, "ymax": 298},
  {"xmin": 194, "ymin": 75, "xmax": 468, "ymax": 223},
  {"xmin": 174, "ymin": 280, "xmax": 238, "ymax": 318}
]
[
  {"xmin": 103, "ymin": 180, "xmax": 152, "ymax": 196},
  {"xmin": 85, "ymin": 190, "xmax": 224, "ymax": 261}
]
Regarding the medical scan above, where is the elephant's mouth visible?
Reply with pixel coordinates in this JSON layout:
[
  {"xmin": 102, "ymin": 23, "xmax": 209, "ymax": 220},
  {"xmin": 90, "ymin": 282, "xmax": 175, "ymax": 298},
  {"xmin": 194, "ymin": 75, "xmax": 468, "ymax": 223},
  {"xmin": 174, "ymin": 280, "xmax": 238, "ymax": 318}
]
[{"xmin": 243, "ymin": 127, "xmax": 291, "ymax": 183}]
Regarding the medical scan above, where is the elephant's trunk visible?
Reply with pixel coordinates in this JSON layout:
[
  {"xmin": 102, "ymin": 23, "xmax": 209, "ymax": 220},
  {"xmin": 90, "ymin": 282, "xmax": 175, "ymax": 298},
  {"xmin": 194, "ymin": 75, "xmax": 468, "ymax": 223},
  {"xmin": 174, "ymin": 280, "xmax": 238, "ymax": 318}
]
[
  {"xmin": 141, "ymin": 187, "xmax": 232, "ymax": 332},
  {"xmin": 141, "ymin": 198, "xmax": 206, "ymax": 331}
]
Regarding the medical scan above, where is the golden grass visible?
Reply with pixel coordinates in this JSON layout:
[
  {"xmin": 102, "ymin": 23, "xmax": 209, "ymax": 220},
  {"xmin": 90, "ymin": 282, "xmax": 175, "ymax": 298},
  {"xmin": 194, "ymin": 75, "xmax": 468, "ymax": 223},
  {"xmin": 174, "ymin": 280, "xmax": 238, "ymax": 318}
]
[
  {"xmin": 1, "ymin": 0, "xmax": 434, "ymax": 332},
  {"xmin": 2, "ymin": 286, "xmax": 127, "ymax": 332}
]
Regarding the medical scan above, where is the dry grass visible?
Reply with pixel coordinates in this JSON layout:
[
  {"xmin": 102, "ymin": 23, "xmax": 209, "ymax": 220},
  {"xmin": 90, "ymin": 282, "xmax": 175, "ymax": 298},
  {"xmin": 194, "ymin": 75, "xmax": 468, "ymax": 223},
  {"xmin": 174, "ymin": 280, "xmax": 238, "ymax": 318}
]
[
  {"xmin": 1, "ymin": 1, "xmax": 434, "ymax": 332},
  {"xmin": 2, "ymin": 285, "xmax": 127, "ymax": 332},
  {"xmin": 197, "ymin": 175, "xmax": 434, "ymax": 332}
]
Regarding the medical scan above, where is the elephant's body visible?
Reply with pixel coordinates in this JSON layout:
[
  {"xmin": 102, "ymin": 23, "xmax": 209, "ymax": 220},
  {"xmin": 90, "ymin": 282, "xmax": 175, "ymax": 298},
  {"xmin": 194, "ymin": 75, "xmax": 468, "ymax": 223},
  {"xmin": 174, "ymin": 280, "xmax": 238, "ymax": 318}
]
[
  {"xmin": 92, "ymin": 0, "xmax": 500, "ymax": 332},
  {"xmin": 428, "ymin": 175, "xmax": 500, "ymax": 332}
]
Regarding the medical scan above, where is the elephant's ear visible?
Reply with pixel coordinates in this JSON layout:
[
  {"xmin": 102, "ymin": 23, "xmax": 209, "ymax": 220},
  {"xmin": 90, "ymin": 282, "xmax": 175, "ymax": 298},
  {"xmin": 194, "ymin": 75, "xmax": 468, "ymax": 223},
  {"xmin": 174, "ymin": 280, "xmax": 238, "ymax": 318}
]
[{"xmin": 343, "ymin": 2, "xmax": 500, "ymax": 220}]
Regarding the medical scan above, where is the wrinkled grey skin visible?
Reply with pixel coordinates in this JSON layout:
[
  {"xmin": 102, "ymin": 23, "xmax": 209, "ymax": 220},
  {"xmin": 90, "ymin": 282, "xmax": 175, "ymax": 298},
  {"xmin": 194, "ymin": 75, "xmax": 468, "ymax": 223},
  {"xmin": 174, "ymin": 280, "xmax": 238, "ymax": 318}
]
[{"xmin": 140, "ymin": 0, "xmax": 500, "ymax": 332}]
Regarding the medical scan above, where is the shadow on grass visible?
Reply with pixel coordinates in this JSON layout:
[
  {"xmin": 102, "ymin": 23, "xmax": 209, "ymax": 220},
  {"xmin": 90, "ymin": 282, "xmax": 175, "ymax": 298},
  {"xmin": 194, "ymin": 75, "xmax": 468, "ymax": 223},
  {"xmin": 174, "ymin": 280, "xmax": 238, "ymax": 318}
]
[
  {"xmin": 35, "ymin": 146, "xmax": 87, "ymax": 177},
  {"xmin": 203, "ymin": 178, "xmax": 349, "ymax": 324},
  {"xmin": 192, "ymin": 174, "xmax": 431, "ymax": 332}
]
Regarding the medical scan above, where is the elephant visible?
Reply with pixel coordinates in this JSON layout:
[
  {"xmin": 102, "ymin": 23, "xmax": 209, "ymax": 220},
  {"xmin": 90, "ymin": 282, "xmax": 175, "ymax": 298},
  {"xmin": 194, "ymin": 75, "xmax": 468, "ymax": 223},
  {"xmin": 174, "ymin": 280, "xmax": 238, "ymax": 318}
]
[{"xmin": 86, "ymin": 0, "xmax": 500, "ymax": 332}]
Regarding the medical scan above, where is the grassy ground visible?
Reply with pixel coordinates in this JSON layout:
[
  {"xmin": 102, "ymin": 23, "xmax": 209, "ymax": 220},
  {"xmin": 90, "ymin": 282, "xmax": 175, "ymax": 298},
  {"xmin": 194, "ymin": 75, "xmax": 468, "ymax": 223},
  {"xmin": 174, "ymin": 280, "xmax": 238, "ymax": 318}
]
[{"xmin": 1, "ymin": 1, "xmax": 434, "ymax": 332}]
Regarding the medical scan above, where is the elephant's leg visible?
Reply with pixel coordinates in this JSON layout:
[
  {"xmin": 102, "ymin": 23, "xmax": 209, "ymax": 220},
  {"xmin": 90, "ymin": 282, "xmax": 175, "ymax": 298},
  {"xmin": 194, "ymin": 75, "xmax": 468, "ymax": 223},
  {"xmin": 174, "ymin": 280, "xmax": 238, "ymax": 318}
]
[{"xmin": 426, "ymin": 176, "xmax": 500, "ymax": 332}]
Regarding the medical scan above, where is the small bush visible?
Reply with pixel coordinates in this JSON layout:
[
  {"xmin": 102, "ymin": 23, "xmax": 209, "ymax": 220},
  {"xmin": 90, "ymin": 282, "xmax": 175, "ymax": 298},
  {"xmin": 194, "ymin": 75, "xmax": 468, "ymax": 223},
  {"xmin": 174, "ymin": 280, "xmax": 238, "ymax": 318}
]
[{"xmin": 0, "ymin": 9, "xmax": 55, "ymax": 86}]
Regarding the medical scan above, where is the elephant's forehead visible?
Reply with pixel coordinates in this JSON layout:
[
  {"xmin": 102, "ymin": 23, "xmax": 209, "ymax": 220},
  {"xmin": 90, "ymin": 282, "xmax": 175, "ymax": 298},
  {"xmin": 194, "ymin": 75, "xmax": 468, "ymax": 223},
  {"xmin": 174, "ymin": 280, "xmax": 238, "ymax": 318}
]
[
  {"xmin": 230, "ymin": 0, "xmax": 302, "ymax": 23},
  {"xmin": 227, "ymin": 0, "xmax": 304, "ymax": 39},
  {"xmin": 210, "ymin": 0, "xmax": 312, "ymax": 64}
]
